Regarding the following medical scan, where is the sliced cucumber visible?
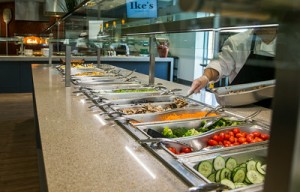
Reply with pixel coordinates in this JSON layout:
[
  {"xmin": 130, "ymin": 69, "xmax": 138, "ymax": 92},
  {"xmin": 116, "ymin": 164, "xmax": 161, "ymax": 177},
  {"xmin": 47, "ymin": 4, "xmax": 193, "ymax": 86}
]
[
  {"xmin": 261, "ymin": 164, "xmax": 267, "ymax": 172},
  {"xmin": 232, "ymin": 168, "xmax": 246, "ymax": 183},
  {"xmin": 226, "ymin": 157, "xmax": 238, "ymax": 171},
  {"xmin": 207, "ymin": 173, "xmax": 216, "ymax": 182},
  {"xmin": 240, "ymin": 163, "xmax": 247, "ymax": 168},
  {"xmin": 234, "ymin": 182, "xmax": 248, "ymax": 189},
  {"xmin": 221, "ymin": 179, "xmax": 235, "ymax": 190},
  {"xmin": 256, "ymin": 161, "xmax": 266, "ymax": 175},
  {"xmin": 244, "ymin": 176, "xmax": 252, "ymax": 184},
  {"xmin": 197, "ymin": 160, "xmax": 213, "ymax": 177},
  {"xmin": 246, "ymin": 160, "xmax": 257, "ymax": 172},
  {"xmin": 246, "ymin": 170, "xmax": 265, "ymax": 184},
  {"xmin": 215, "ymin": 169, "xmax": 222, "ymax": 182},
  {"xmin": 220, "ymin": 168, "xmax": 231, "ymax": 180},
  {"xmin": 213, "ymin": 156, "xmax": 225, "ymax": 171}
]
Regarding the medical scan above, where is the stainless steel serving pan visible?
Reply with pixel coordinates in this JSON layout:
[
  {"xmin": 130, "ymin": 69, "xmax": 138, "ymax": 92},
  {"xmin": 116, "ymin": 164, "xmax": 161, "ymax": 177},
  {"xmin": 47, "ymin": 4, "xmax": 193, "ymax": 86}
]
[
  {"xmin": 110, "ymin": 99, "xmax": 200, "ymax": 115},
  {"xmin": 72, "ymin": 79, "xmax": 138, "ymax": 86},
  {"xmin": 90, "ymin": 87, "xmax": 159, "ymax": 94},
  {"xmin": 96, "ymin": 95, "xmax": 193, "ymax": 106},
  {"xmin": 77, "ymin": 83, "xmax": 145, "ymax": 91},
  {"xmin": 212, "ymin": 80, "xmax": 275, "ymax": 107},
  {"xmin": 135, "ymin": 116, "xmax": 253, "ymax": 139},
  {"xmin": 120, "ymin": 107, "xmax": 219, "ymax": 125},
  {"xmin": 159, "ymin": 124, "xmax": 269, "ymax": 157},
  {"xmin": 89, "ymin": 91, "xmax": 162, "ymax": 100},
  {"xmin": 183, "ymin": 147, "xmax": 267, "ymax": 191}
]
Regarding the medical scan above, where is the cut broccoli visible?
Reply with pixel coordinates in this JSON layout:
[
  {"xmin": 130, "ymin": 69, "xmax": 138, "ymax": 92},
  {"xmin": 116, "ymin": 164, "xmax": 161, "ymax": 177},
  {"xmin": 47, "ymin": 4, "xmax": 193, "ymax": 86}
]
[
  {"xmin": 161, "ymin": 126, "xmax": 175, "ymax": 138},
  {"xmin": 172, "ymin": 127, "xmax": 189, "ymax": 137},
  {"xmin": 183, "ymin": 128, "xmax": 200, "ymax": 137}
]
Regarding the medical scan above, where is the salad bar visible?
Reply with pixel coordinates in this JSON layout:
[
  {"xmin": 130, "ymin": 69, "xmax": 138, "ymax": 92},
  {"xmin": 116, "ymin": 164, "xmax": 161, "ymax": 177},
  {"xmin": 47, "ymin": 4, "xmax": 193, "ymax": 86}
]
[
  {"xmin": 32, "ymin": 63, "xmax": 271, "ymax": 192},
  {"xmin": 33, "ymin": 64, "xmax": 270, "ymax": 191}
]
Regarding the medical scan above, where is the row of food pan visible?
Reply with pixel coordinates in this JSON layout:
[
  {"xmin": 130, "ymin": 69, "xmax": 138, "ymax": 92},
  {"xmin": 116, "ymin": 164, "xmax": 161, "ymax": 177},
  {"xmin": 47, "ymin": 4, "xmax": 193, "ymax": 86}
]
[{"xmin": 61, "ymin": 64, "xmax": 270, "ymax": 191}]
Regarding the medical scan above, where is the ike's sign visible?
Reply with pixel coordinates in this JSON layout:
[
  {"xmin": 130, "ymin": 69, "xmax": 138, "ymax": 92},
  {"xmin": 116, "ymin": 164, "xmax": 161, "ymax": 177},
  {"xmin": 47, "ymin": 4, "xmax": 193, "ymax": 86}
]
[{"xmin": 126, "ymin": 0, "xmax": 157, "ymax": 18}]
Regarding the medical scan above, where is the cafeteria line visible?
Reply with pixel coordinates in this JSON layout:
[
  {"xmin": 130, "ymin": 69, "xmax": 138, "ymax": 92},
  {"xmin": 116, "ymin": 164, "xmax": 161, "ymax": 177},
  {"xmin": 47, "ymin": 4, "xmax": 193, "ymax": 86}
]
[{"xmin": 0, "ymin": 0, "xmax": 300, "ymax": 192}]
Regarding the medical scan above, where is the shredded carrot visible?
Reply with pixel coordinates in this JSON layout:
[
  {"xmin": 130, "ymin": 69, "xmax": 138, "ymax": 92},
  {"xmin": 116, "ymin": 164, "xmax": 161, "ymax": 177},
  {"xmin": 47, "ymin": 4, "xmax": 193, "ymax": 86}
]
[{"xmin": 159, "ymin": 111, "xmax": 218, "ymax": 121}]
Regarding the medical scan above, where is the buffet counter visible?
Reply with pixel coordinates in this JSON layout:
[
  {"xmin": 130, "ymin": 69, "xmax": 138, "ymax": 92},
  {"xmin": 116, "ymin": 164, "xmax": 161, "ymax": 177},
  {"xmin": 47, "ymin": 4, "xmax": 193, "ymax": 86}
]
[
  {"xmin": 32, "ymin": 64, "xmax": 272, "ymax": 191},
  {"xmin": 0, "ymin": 56, "xmax": 173, "ymax": 93}
]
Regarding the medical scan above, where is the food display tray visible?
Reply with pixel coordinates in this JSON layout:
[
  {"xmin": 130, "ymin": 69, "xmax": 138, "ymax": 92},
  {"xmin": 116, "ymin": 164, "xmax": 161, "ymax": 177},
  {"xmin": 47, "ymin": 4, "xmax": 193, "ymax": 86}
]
[
  {"xmin": 158, "ymin": 124, "xmax": 269, "ymax": 157},
  {"xmin": 110, "ymin": 99, "xmax": 201, "ymax": 115},
  {"xmin": 121, "ymin": 107, "xmax": 219, "ymax": 125},
  {"xmin": 78, "ymin": 83, "xmax": 145, "ymax": 91},
  {"xmin": 212, "ymin": 80, "xmax": 275, "ymax": 107},
  {"xmin": 182, "ymin": 147, "xmax": 267, "ymax": 191}
]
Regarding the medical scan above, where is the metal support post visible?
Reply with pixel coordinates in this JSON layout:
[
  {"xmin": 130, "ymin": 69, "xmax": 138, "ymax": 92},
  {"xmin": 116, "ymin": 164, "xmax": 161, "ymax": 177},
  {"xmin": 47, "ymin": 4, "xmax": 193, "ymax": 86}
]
[
  {"xmin": 49, "ymin": 42, "xmax": 53, "ymax": 65},
  {"xmin": 264, "ymin": 11, "xmax": 300, "ymax": 192},
  {"xmin": 97, "ymin": 47, "xmax": 101, "ymax": 68},
  {"xmin": 65, "ymin": 45, "xmax": 71, "ymax": 87},
  {"xmin": 149, "ymin": 35, "xmax": 156, "ymax": 85}
]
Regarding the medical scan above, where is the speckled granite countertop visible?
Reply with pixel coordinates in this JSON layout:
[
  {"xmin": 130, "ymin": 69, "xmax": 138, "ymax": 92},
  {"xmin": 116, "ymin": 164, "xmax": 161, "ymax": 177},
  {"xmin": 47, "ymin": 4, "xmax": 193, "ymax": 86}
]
[{"xmin": 31, "ymin": 64, "xmax": 272, "ymax": 192}]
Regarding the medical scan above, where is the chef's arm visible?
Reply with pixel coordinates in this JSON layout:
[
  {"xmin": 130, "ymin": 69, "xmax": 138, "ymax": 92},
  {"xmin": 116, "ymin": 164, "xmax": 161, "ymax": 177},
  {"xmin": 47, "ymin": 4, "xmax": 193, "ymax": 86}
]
[{"xmin": 188, "ymin": 68, "xmax": 219, "ymax": 94}]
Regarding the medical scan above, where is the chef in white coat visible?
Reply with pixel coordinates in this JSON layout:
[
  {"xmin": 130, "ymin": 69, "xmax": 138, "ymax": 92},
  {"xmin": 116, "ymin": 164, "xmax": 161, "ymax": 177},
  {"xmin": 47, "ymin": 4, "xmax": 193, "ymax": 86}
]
[{"xmin": 189, "ymin": 27, "xmax": 277, "ymax": 94}]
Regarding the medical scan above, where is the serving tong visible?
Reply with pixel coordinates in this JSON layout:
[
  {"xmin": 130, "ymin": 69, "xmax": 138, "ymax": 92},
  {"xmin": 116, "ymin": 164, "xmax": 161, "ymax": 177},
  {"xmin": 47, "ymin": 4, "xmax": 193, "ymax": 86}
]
[{"xmin": 188, "ymin": 183, "xmax": 229, "ymax": 192}]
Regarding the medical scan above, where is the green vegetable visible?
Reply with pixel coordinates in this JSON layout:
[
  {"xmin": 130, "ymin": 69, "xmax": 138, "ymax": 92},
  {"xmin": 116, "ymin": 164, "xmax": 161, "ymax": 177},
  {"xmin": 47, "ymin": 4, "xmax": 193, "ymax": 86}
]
[
  {"xmin": 161, "ymin": 127, "xmax": 175, "ymax": 138},
  {"xmin": 183, "ymin": 128, "xmax": 200, "ymax": 136},
  {"xmin": 172, "ymin": 127, "xmax": 189, "ymax": 137}
]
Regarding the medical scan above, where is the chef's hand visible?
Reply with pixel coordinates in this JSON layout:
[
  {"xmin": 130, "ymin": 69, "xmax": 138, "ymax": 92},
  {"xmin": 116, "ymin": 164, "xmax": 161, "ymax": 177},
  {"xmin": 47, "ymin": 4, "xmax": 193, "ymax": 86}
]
[{"xmin": 188, "ymin": 75, "xmax": 210, "ymax": 95}]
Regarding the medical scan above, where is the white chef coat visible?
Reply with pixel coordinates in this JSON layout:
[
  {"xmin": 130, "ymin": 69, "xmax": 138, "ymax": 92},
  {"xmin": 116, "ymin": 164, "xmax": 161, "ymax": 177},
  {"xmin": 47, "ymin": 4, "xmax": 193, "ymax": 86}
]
[{"xmin": 207, "ymin": 29, "xmax": 276, "ymax": 83}]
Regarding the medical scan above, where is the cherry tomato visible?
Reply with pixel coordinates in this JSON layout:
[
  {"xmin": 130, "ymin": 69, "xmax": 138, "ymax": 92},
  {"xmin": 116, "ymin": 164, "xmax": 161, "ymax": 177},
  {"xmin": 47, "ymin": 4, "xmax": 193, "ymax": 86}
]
[
  {"xmin": 238, "ymin": 137, "xmax": 247, "ymax": 144},
  {"xmin": 212, "ymin": 135, "xmax": 221, "ymax": 142},
  {"xmin": 254, "ymin": 137, "xmax": 263, "ymax": 142},
  {"xmin": 246, "ymin": 135, "xmax": 254, "ymax": 143},
  {"xmin": 224, "ymin": 134, "xmax": 230, "ymax": 140},
  {"xmin": 224, "ymin": 143, "xmax": 230, "ymax": 147},
  {"xmin": 235, "ymin": 133, "xmax": 243, "ymax": 138},
  {"xmin": 168, "ymin": 147, "xmax": 177, "ymax": 154},
  {"xmin": 233, "ymin": 128, "xmax": 241, "ymax": 134},
  {"xmin": 229, "ymin": 136, "xmax": 235, "ymax": 143},
  {"xmin": 219, "ymin": 132, "xmax": 225, "ymax": 141},
  {"xmin": 241, "ymin": 132, "xmax": 248, "ymax": 138},
  {"xmin": 260, "ymin": 133, "xmax": 270, "ymax": 141},
  {"xmin": 208, "ymin": 139, "xmax": 218, "ymax": 146},
  {"xmin": 252, "ymin": 131, "xmax": 261, "ymax": 138},
  {"xmin": 223, "ymin": 140, "xmax": 231, "ymax": 145},
  {"xmin": 181, "ymin": 147, "xmax": 192, "ymax": 153}
]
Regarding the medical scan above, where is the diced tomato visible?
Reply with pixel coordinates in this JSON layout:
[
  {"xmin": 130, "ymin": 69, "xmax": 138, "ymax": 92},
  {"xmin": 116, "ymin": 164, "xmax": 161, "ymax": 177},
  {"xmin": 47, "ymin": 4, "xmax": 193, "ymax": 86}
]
[
  {"xmin": 235, "ymin": 133, "xmax": 243, "ymax": 138},
  {"xmin": 242, "ymin": 141, "xmax": 249, "ymax": 145},
  {"xmin": 228, "ymin": 131, "xmax": 234, "ymax": 136}
]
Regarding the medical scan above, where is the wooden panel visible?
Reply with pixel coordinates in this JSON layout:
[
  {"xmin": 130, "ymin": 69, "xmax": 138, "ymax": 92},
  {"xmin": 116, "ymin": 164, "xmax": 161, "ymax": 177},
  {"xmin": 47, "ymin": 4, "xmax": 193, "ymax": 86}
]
[{"xmin": 0, "ymin": 93, "xmax": 40, "ymax": 192}]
